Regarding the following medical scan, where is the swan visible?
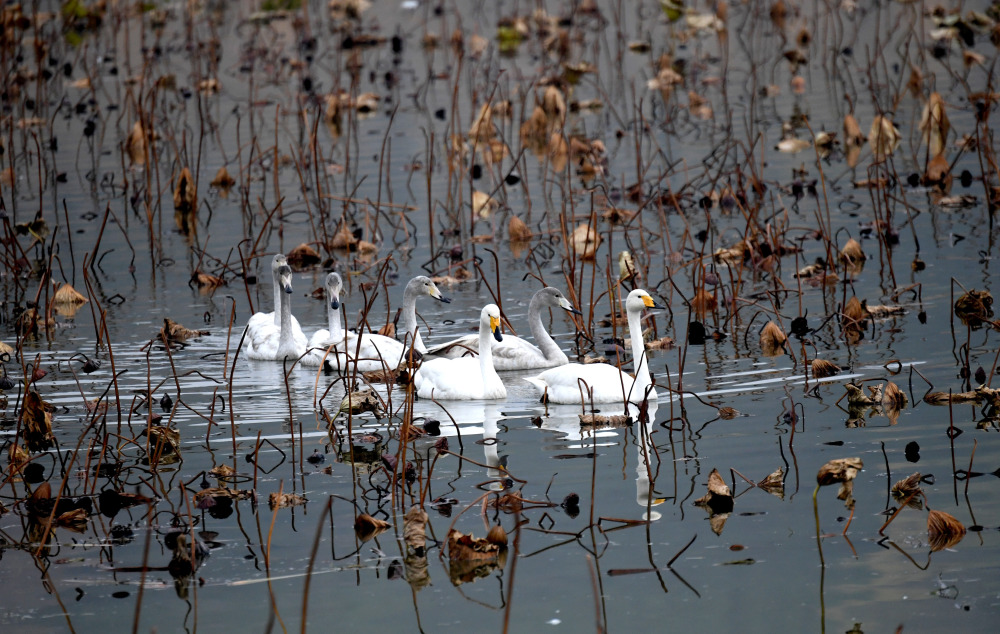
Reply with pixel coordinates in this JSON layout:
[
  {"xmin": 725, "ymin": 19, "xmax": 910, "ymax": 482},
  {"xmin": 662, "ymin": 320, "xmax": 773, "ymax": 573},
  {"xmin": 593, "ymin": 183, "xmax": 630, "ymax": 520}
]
[
  {"xmin": 244, "ymin": 261, "xmax": 308, "ymax": 360},
  {"xmin": 524, "ymin": 289, "xmax": 663, "ymax": 404},
  {"xmin": 414, "ymin": 304, "xmax": 506, "ymax": 400},
  {"xmin": 245, "ymin": 254, "xmax": 306, "ymax": 341},
  {"xmin": 301, "ymin": 272, "xmax": 350, "ymax": 369},
  {"xmin": 424, "ymin": 287, "xmax": 581, "ymax": 371},
  {"xmin": 303, "ymin": 274, "xmax": 450, "ymax": 372}
]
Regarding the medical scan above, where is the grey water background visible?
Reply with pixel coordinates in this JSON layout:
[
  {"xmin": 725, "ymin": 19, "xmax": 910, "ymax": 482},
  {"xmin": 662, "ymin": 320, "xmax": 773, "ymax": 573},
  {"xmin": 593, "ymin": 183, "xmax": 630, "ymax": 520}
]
[{"xmin": 2, "ymin": 0, "xmax": 999, "ymax": 632}]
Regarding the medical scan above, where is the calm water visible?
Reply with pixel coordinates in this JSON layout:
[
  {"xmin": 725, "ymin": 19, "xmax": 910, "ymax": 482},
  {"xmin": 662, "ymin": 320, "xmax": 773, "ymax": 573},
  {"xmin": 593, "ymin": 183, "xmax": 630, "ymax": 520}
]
[{"xmin": 2, "ymin": 1, "xmax": 1000, "ymax": 632}]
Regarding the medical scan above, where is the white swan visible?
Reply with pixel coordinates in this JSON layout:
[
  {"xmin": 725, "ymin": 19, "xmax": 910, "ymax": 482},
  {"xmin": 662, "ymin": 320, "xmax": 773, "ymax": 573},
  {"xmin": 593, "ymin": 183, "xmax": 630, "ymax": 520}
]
[
  {"xmin": 303, "ymin": 274, "xmax": 449, "ymax": 372},
  {"xmin": 301, "ymin": 272, "xmax": 350, "ymax": 369},
  {"xmin": 244, "ymin": 261, "xmax": 308, "ymax": 360},
  {"xmin": 524, "ymin": 289, "xmax": 663, "ymax": 404},
  {"xmin": 245, "ymin": 254, "xmax": 306, "ymax": 342},
  {"xmin": 414, "ymin": 304, "xmax": 506, "ymax": 400},
  {"xmin": 424, "ymin": 287, "xmax": 581, "ymax": 371}
]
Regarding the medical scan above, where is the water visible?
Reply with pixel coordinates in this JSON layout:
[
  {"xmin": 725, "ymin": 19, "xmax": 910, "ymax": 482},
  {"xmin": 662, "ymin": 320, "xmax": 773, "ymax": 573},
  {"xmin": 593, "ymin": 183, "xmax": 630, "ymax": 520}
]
[{"xmin": 2, "ymin": 0, "xmax": 1000, "ymax": 631}]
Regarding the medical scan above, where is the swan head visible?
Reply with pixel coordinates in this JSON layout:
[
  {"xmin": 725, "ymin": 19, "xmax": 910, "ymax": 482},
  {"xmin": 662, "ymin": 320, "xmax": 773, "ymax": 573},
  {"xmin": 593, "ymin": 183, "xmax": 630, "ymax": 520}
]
[
  {"xmin": 278, "ymin": 265, "xmax": 294, "ymax": 293},
  {"xmin": 540, "ymin": 287, "xmax": 582, "ymax": 315},
  {"xmin": 409, "ymin": 275, "xmax": 451, "ymax": 303},
  {"xmin": 626, "ymin": 289, "xmax": 663, "ymax": 312},
  {"xmin": 484, "ymin": 304, "xmax": 503, "ymax": 342},
  {"xmin": 271, "ymin": 253, "xmax": 288, "ymax": 272},
  {"xmin": 324, "ymin": 272, "xmax": 342, "ymax": 309}
]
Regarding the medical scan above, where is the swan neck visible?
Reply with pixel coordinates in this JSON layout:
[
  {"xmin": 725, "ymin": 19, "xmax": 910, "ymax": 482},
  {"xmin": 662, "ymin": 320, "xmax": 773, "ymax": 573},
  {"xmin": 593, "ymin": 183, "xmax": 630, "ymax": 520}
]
[
  {"xmin": 528, "ymin": 296, "xmax": 566, "ymax": 363},
  {"xmin": 271, "ymin": 270, "xmax": 282, "ymax": 326},
  {"xmin": 627, "ymin": 305, "xmax": 649, "ymax": 389},
  {"xmin": 399, "ymin": 287, "xmax": 418, "ymax": 343},
  {"xmin": 479, "ymin": 318, "xmax": 495, "ymax": 374},
  {"xmin": 328, "ymin": 302, "xmax": 342, "ymax": 338},
  {"xmin": 278, "ymin": 288, "xmax": 293, "ymax": 349}
]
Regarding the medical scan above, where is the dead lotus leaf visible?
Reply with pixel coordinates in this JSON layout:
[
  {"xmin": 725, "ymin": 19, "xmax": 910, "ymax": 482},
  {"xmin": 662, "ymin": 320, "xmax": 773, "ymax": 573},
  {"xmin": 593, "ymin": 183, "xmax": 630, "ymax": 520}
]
[
  {"xmin": 839, "ymin": 238, "xmax": 865, "ymax": 264},
  {"xmin": 173, "ymin": 167, "xmax": 196, "ymax": 212},
  {"xmin": 923, "ymin": 390, "xmax": 979, "ymax": 405},
  {"xmin": 579, "ymin": 413, "xmax": 631, "ymax": 428},
  {"xmin": 646, "ymin": 336, "xmax": 674, "ymax": 350},
  {"xmin": 125, "ymin": 120, "xmax": 147, "ymax": 165},
  {"xmin": 339, "ymin": 388, "xmax": 385, "ymax": 417},
  {"xmin": 161, "ymin": 318, "xmax": 209, "ymax": 344},
  {"xmin": 891, "ymin": 472, "xmax": 924, "ymax": 509},
  {"xmin": 286, "ymin": 243, "xmax": 321, "ymax": 269},
  {"xmin": 269, "ymin": 492, "xmax": 307, "ymax": 510},
  {"xmin": 209, "ymin": 464, "xmax": 236, "ymax": 479},
  {"xmin": 570, "ymin": 223, "xmax": 601, "ymax": 259},
  {"xmin": 357, "ymin": 240, "xmax": 378, "ymax": 255},
  {"xmin": 864, "ymin": 303, "xmax": 905, "ymax": 318},
  {"xmin": 718, "ymin": 406, "xmax": 739, "ymax": 419},
  {"xmin": 869, "ymin": 115, "xmax": 901, "ymax": 160},
  {"xmin": 843, "ymin": 113, "xmax": 865, "ymax": 148},
  {"xmin": 354, "ymin": 513, "xmax": 392, "ymax": 542},
  {"xmin": 330, "ymin": 224, "xmax": 359, "ymax": 250},
  {"xmin": 691, "ymin": 288, "xmax": 717, "ymax": 318},
  {"xmin": 811, "ymin": 359, "xmax": 841, "ymax": 379},
  {"xmin": 618, "ymin": 250, "xmax": 637, "ymax": 281},
  {"xmin": 23, "ymin": 390, "xmax": 55, "ymax": 445},
  {"xmin": 924, "ymin": 153, "xmax": 951, "ymax": 187},
  {"xmin": 758, "ymin": 467, "xmax": 785, "ymax": 498},
  {"xmin": 192, "ymin": 270, "xmax": 225, "ymax": 288},
  {"xmin": 472, "ymin": 190, "xmax": 498, "ymax": 218},
  {"xmin": 694, "ymin": 468, "xmax": 734, "ymax": 514},
  {"xmin": 486, "ymin": 524, "xmax": 508, "ymax": 546},
  {"xmin": 816, "ymin": 457, "xmax": 863, "ymax": 486},
  {"xmin": 883, "ymin": 381, "xmax": 907, "ymax": 408},
  {"xmin": 927, "ymin": 509, "xmax": 966, "ymax": 552},
  {"xmin": 404, "ymin": 506, "xmax": 428, "ymax": 553},
  {"xmin": 210, "ymin": 165, "xmax": 235, "ymax": 190},
  {"xmin": 141, "ymin": 425, "xmax": 181, "ymax": 457},
  {"xmin": 53, "ymin": 282, "xmax": 88, "ymax": 305},
  {"xmin": 508, "ymin": 215, "xmax": 532, "ymax": 242},
  {"xmin": 708, "ymin": 513, "xmax": 731, "ymax": 536},
  {"xmin": 0, "ymin": 340, "xmax": 14, "ymax": 358},
  {"xmin": 954, "ymin": 289, "xmax": 994, "ymax": 327},
  {"xmin": 194, "ymin": 487, "xmax": 253, "ymax": 505},
  {"xmin": 842, "ymin": 296, "xmax": 869, "ymax": 330},
  {"xmin": 845, "ymin": 383, "xmax": 873, "ymax": 406},
  {"xmin": 759, "ymin": 321, "xmax": 786, "ymax": 356},
  {"xmin": 56, "ymin": 508, "xmax": 90, "ymax": 531},
  {"xmin": 447, "ymin": 528, "xmax": 503, "ymax": 562},
  {"xmin": 919, "ymin": 92, "xmax": 950, "ymax": 158}
]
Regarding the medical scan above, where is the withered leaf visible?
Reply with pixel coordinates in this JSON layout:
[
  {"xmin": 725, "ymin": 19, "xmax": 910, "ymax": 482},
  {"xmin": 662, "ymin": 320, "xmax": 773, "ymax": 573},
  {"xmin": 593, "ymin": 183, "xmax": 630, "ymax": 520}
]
[
  {"xmin": 350, "ymin": 513, "xmax": 389, "ymax": 543},
  {"xmin": 928, "ymin": 509, "xmax": 966, "ymax": 552},
  {"xmin": 571, "ymin": 223, "xmax": 601, "ymax": 259},
  {"xmin": 210, "ymin": 166, "xmax": 236, "ymax": 190},
  {"xmin": 192, "ymin": 270, "xmax": 225, "ymax": 288},
  {"xmin": 758, "ymin": 467, "xmax": 785, "ymax": 498},
  {"xmin": 125, "ymin": 121, "xmax": 147, "ymax": 165},
  {"xmin": 23, "ymin": 390, "xmax": 55, "ymax": 449},
  {"xmin": 694, "ymin": 468, "xmax": 734, "ymax": 514},
  {"xmin": 161, "ymin": 318, "xmax": 209, "ymax": 344},
  {"xmin": 891, "ymin": 472, "xmax": 924, "ymax": 509},
  {"xmin": 173, "ymin": 167, "xmax": 196, "ymax": 213},
  {"xmin": 816, "ymin": 457, "xmax": 863, "ymax": 486},
  {"xmin": 269, "ymin": 492, "xmax": 307, "ymax": 510},
  {"xmin": 447, "ymin": 528, "xmax": 503, "ymax": 561},
  {"xmin": 508, "ymin": 215, "xmax": 532, "ymax": 242},
  {"xmin": 53, "ymin": 282, "xmax": 88, "ymax": 305},
  {"xmin": 718, "ymin": 406, "xmax": 739, "ymax": 419},
  {"xmin": 579, "ymin": 413, "xmax": 631, "ymax": 428},
  {"xmin": 404, "ymin": 506, "xmax": 428, "ymax": 553},
  {"xmin": 759, "ymin": 321, "xmax": 786, "ymax": 356},
  {"xmin": 811, "ymin": 359, "xmax": 840, "ymax": 379},
  {"xmin": 286, "ymin": 243, "xmax": 321, "ymax": 270}
]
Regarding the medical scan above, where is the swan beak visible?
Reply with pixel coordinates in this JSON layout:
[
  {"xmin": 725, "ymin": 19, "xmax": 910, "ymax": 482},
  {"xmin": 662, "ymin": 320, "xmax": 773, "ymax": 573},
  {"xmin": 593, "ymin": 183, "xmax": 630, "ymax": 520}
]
[
  {"xmin": 330, "ymin": 298, "xmax": 340, "ymax": 310},
  {"xmin": 490, "ymin": 315, "xmax": 503, "ymax": 342},
  {"xmin": 430, "ymin": 285, "xmax": 452, "ymax": 303},
  {"xmin": 642, "ymin": 295, "xmax": 664, "ymax": 310},
  {"xmin": 559, "ymin": 298, "xmax": 583, "ymax": 315},
  {"xmin": 279, "ymin": 265, "xmax": 294, "ymax": 293}
]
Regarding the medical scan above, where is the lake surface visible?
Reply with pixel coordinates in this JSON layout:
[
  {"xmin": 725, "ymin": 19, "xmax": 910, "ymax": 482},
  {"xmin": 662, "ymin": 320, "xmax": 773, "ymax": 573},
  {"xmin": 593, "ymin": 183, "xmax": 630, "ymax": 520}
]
[{"xmin": 2, "ymin": 0, "xmax": 1000, "ymax": 632}]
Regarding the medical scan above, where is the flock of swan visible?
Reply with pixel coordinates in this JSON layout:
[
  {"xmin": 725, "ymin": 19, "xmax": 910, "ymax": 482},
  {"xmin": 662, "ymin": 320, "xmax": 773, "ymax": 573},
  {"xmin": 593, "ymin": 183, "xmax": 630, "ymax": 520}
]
[{"xmin": 244, "ymin": 254, "xmax": 664, "ymax": 405}]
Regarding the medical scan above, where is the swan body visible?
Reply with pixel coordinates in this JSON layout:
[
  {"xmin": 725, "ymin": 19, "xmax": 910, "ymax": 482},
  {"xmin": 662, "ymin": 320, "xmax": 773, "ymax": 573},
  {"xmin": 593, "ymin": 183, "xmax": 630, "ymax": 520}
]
[
  {"xmin": 303, "ymin": 274, "xmax": 448, "ymax": 372},
  {"xmin": 245, "ymin": 262, "xmax": 308, "ymax": 360},
  {"xmin": 414, "ymin": 304, "xmax": 506, "ymax": 400},
  {"xmin": 524, "ymin": 289, "xmax": 663, "ymax": 404},
  {"xmin": 425, "ymin": 287, "xmax": 581, "ymax": 371},
  {"xmin": 245, "ymin": 254, "xmax": 305, "ymax": 343}
]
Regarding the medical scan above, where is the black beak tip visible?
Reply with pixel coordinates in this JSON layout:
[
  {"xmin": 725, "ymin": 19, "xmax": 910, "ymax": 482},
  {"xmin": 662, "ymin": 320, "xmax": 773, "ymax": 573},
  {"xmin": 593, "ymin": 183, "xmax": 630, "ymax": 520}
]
[
  {"xmin": 493, "ymin": 330, "xmax": 503, "ymax": 342},
  {"xmin": 331, "ymin": 300, "xmax": 340, "ymax": 309},
  {"xmin": 438, "ymin": 296, "xmax": 452, "ymax": 304},
  {"xmin": 283, "ymin": 286, "xmax": 293, "ymax": 294},
  {"xmin": 568, "ymin": 307, "xmax": 583, "ymax": 316}
]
